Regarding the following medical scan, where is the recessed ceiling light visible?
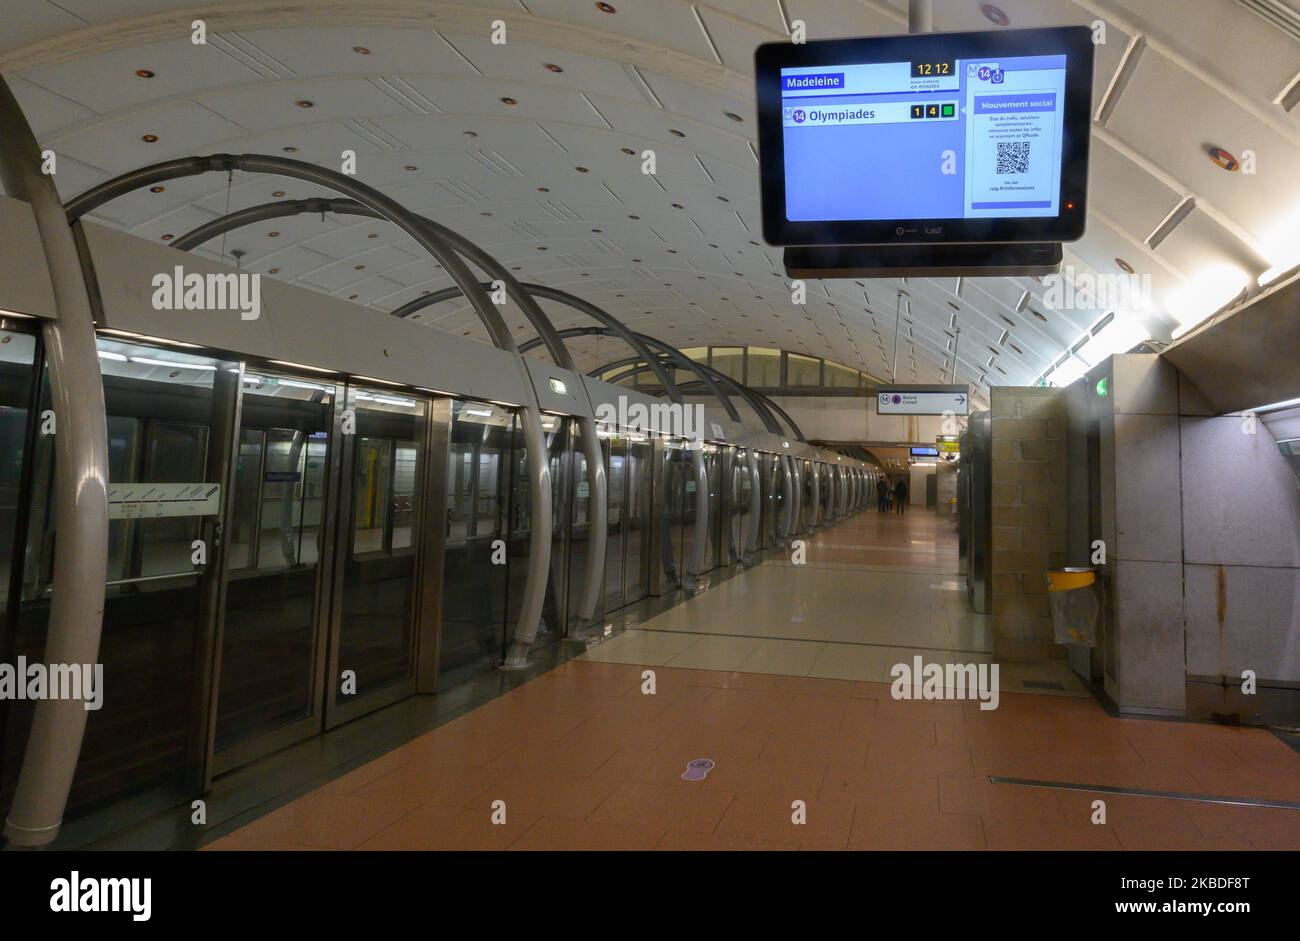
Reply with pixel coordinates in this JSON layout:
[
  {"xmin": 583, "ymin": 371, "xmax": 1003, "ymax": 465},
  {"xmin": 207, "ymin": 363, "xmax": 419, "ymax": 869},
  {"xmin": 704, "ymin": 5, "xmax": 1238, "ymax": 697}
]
[
  {"xmin": 1031, "ymin": 309, "xmax": 1047, "ymax": 322},
  {"xmin": 1116, "ymin": 257, "xmax": 1135, "ymax": 273},
  {"xmin": 267, "ymin": 231, "xmax": 280, "ymax": 238},
  {"xmin": 355, "ymin": 265, "xmax": 365, "ymax": 270},
  {"xmin": 141, "ymin": 134, "xmax": 158, "ymax": 142},
  {"xmin": 1206, "ymin": 146, "xmax": 1239, "ymax": 171},
  {"xmin": 160, "ymin": 234, "xmax": 173, "ymax": 241},
  {"xmin": 717, "ymin": 195, "xmax": 729, "ymax": 202},
  {"xmin": 295, "ymin": 100, "xmax": 314, "ymax": 108},
  {"xmin": 500, "ymin": 97, "xmax": 518, "ymax": 106},
  {"xmin": 404, "ymin": 165, "xmax": 418, "ymax": 171},
  {"xmin": 272, "ymin": 190, "xmax": 286, "ymax": 197},
  {"xmin": 633, "ymin": 258, "xmax": 642, "ymax": 263},
  {"xmin": 150, "ymin": 186, "xmax": 165, "ymax": 193},
  {"xmin": 628, "ymin": 214, "xmax": 640, "ymax": 219},
  {"xmin": 367, "ymin": 233, "xmax": 378, "ymax": 238},
  {"xmin": 981, "ymin": 3, "xmax": 1010, "ymax": 26},
  {"xmin": 283, "ymin": 146, "xmax": 298, "ymax": 153},
  {"xmin": 724, "ymin": 111, "xmax": 743, "ymax": 122},
  {"xmin": 671, "ymin": 203, "xmax": 684, "ymax": 209},
  {"xmin": 352, "ymin": 46, "xmax": 371, "ymax": 55},
  {"xmin": 544, "ymin": 63, "xmax": 564, "ymax": 73},
  {"xmin": 537, "ymin": 246, "xmax": 548, "ymax": 251},
  {"xmin": 621, "ymin": 147, "xmax": 635, "ymax": 155},
  {"xmin": 135, "ymin": 69, "xmax": 155, "ymax": 78},
  {"xmin": 269, "ymin": 267, "xmax": 280, "ymax": 274},
  {"xmin": 596, "ymin": 2, "xmax": 616, "ymax": 12},
  {"xmin": 669, "ymin": 129, "xmax": 685, "ymax": 138},
  {"xmin": 480, "ymin": 211, "xmax": 493, "ymax": 217},
  {"xmin": 575, "ymin": 166, "xmax": 589, "ymax": 173},
  {"xmin": 591, "ymin": 228, "xmax": 602, "ymax": 233}
]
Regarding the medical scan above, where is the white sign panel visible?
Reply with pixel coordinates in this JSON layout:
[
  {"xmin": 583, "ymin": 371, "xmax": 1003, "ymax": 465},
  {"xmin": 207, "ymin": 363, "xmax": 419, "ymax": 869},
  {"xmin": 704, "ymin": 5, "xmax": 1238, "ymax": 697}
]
[
  {"xmin": 108, "ymin": 483, "xmax": 221, "ymax": 519},
  {"xmin": 877, "ymin": 387, "xmax": 970, "ymax": 416}
]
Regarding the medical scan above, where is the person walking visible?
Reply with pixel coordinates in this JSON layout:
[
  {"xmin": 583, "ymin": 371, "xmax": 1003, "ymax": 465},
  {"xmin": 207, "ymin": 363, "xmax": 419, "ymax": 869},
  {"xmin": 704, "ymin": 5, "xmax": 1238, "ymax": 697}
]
[
  {"xmin": 893, "ymin": 476, "xmax": 909, "ymax": 514},
  {"xmin": 876, "ymin": 475, "xmax": 890, "ymax": 512}
]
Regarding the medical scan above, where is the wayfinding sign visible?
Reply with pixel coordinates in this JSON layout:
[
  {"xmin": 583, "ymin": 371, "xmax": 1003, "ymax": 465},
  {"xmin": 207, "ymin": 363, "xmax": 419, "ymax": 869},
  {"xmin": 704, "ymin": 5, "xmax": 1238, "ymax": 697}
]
[{"xmin": 876, "ymin": 385, "xmax": 970, "ymax": 416}]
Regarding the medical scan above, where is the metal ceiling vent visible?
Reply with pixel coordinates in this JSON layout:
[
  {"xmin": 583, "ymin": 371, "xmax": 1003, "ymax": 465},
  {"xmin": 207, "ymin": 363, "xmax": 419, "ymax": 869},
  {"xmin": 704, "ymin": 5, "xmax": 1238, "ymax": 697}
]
[{"xmin": 1235, "ymin": 0, "xmax": 1300, "ymax": 40}]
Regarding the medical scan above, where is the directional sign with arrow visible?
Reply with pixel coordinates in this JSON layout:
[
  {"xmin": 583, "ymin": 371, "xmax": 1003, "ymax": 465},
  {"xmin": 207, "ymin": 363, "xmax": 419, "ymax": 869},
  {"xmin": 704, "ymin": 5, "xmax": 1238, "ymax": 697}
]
[{"xmin": 876, "ymin": 385, "xmax": 971, "ymax": 416}]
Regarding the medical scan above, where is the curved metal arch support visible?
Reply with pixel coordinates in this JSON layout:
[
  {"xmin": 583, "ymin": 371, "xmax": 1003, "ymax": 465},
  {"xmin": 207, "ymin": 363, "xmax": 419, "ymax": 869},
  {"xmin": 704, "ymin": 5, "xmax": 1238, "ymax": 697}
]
[
  {"xmin": 592, "ymin": 354, "xmax": 786, "ymax": 438},
  {"xmin": 810, "ymin": 461, "xmax": 822, "ymax": 530},
  {"xmin": 0, "ymin": 76, "xmax": 111, "ymax": 848},
  {"xmin": 397, "ymin": 283, "xmax": 686, "ymax": 405},
  {"xmin": 629, "ymin": 334, "xmax": 741, "ymax": 424},
  {"xmin": 785, "ymin": 454, "xmax": 795, "ymax": 535},
  {"xmin": 65, "ymin": 154, "xmax": 555, "ymax": 667},
  {"xmin": 170, "ymin": 194, "xmax": 605, "ymax": 654},
  {"xmin": 779, "ymin": 455, "xmax": 794, "ymax": 546}
]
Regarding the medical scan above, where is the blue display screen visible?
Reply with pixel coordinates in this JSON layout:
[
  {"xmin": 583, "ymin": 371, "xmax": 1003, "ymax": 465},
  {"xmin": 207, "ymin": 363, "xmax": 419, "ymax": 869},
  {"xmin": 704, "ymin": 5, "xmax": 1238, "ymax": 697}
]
[{"xmin": 780, "ymin": 54, "xmax": 1068, "ymax": 222}]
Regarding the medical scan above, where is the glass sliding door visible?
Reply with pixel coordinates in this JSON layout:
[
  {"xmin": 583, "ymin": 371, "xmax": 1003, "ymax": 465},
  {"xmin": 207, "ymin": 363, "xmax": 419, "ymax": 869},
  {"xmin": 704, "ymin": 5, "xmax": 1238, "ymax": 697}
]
[
  {"xmin": 623, "ymin": 434, "xmax": 652, "ymax": 604},
  {"xmin": 439, "ymin": 402, "xmax": 512, "ymax": 686},
  {"xmin": 604, "ymin": 434, "xmax": 625, "ymax": 611},
  {"xmin": 11, "ymin": 337, "xmax": 238, "ymax": 813},
  {"xmin": 0, "ymin": 325, "xmax": 43, "ymax": 817},
  {"xmin": 213, "ymin": 370, "xmax": 338, "ymax": 771},
  {"xmin": 325, "ymin": 385, "xmax": 430, "ymax": 726}
]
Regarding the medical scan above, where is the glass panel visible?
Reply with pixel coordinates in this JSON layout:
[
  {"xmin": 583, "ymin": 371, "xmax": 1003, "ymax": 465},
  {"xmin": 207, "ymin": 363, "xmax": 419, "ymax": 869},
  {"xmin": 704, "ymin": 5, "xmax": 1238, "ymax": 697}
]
[
  {"xmin": 786, "ymin": 353, "xmax": 822, "ymax": 386},
  {"xmin": 623, "ymin": 434, "xmax": 652, "ymax": 602},
  {"xmin": 747, "ymin": 348, "xmax": 781, "ymax": 387},
  {"xmin": 216, "ymin": 373, "xmax": 335, "ymax": 754},
  {"xmin": 566, "ymin": 432, "xmax": 594, "ymax": 628},
  {"xmin": 604, "ymin": 435, "xmax": 625, "ymax": 610},
  {"xmin": 0, "ymin": 327, "xmax": 39, "ymax": 814},
  {"xmin": 710, "ymin": 347, "xmax": 744, "ymax": 382},
  {"xmin": 825, "ymin": 361, "xmax": 859, "ymax": 388},
  {"xmin": 335, "ymin": 387, "xmax": 427, "ymax": 701},
  {"xmin": 440, "ymin": 401, "xmax": 511, "ymax": 685},
  {"xmin": 545, "ymin": 417, "xmax": 571, "ymax": 638},
  {"xmin": 14, "ymin": 338, "xmax": 234, "ymax": 812}
]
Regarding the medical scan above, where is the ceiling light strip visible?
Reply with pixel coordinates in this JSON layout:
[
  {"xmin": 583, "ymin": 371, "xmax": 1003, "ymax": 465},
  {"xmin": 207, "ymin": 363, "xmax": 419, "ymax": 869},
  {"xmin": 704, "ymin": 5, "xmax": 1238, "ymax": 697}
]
[
  {"xmin": 1093, "ymin": 34, "xmax": 1145, "ymax": 125},
  {"xmin": 434, "ymin": 31, "xmax": 483, "ymax": 75},
  {"xmin": 691, "ymin": 6, "xmax": 724, "ymax": 65},
  {"xmin": 1145, "ymin": 196, "xmax": 1196, "ymax": 249}
]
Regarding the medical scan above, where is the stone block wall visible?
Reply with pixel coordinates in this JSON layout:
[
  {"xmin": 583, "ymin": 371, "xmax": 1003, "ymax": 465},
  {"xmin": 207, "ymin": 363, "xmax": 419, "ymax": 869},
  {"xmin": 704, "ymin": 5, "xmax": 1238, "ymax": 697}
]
[{"xmin": 989, "ymin": 387, "xmax": 1069, "ymax": 661}]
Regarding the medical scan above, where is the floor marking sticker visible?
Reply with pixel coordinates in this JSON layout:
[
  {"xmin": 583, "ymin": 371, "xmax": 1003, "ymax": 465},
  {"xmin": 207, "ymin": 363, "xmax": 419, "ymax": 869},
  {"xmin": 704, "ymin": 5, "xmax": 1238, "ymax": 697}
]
[{"xmin": 681, "ymin": 758, "xmax": 715, "ymax": 781}]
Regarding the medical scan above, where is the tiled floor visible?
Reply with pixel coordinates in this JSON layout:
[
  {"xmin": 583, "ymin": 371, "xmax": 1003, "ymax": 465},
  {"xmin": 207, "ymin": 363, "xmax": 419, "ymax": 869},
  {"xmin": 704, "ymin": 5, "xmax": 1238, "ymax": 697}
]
[
  {"xmin": 584, "ymin": 509, "xmax": 1088, "ymax": 696},
  {"xmin": 204, "ymin": 659, "xmax": 1300, "ymax": 851},
  {"xmin": 205, "ymin": 509, "xmax": 1300, "ymax": 851}
]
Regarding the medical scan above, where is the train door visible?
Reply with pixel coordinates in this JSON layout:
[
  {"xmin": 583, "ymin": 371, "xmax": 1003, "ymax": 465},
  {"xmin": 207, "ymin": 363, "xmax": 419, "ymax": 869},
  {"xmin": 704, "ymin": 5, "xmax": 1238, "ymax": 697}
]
[
  {"xmin": 623, "ymin": 433, "xmax": 651, "ymax": 604},
  {"xmin": 440, "ymin": 402, "xmax": 513, "ymax": 686},
  {"xmin": 12, "ymin": 336, "xmax": 241, "ymax": 810},
  {"xmin": 705, "ymin": 444, "xmax": 723, "ymax": 570},
  {"xmin": 604, "ymin": 432, "xmax": 625, "ymax": 611}
]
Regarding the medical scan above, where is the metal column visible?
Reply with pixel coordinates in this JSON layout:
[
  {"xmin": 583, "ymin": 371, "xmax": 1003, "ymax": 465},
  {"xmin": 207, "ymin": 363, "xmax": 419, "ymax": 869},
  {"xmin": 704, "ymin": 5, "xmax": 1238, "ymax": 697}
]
[{"xmin": 0, "ymin": 76, "xmax": 111, "ymax": 848}]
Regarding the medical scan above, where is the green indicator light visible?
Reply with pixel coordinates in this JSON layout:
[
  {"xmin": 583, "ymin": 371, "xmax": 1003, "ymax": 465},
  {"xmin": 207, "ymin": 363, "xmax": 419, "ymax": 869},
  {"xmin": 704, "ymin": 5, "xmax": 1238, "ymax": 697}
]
[
  {"xmin": 942, "ymin": 103, "xmax": 955, "ymax": 117},
  {"xmin": 1095, "ymin": 376, "xmax": 1109, "ymax": 397}
]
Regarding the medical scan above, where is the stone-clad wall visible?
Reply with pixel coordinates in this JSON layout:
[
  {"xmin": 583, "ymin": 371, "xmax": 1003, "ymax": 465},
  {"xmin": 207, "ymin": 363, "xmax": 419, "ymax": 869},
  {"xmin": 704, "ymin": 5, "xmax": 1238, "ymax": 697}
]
[{"xmin": 989, "ymin": 387, "xmax": 1069, "ymax": 661}]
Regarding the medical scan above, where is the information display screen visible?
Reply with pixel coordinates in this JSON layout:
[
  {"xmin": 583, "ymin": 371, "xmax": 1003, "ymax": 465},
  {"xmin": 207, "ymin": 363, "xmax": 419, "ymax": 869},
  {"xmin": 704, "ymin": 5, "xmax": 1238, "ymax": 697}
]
[{"xmin": 756, "ymin": 27, "xmax": 1094, "ymax": 246}]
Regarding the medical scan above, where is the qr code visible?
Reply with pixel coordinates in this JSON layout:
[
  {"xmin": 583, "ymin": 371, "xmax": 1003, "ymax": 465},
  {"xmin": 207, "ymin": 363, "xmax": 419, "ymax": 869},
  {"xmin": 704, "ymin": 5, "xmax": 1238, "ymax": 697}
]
[{"xmin": 996, "ymin": 140, "xmax": 1030, "ymax": 174}]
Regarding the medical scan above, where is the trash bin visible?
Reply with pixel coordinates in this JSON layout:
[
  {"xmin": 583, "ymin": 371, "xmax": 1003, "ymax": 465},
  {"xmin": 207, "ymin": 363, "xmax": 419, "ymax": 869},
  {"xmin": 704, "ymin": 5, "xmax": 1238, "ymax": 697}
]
[{"xmin": 1046, "ymin": 568, "xmax": 1098, "ymax": 646}]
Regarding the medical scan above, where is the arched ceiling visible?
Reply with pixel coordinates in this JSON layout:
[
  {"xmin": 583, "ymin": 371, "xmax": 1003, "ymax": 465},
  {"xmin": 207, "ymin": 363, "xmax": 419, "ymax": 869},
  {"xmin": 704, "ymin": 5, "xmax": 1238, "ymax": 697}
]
[{"xmin": 2, "ymin": 0, "xmax": 1297, "ymax": 405}]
